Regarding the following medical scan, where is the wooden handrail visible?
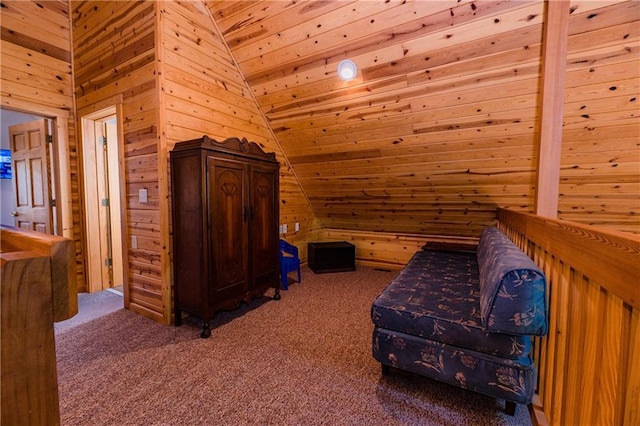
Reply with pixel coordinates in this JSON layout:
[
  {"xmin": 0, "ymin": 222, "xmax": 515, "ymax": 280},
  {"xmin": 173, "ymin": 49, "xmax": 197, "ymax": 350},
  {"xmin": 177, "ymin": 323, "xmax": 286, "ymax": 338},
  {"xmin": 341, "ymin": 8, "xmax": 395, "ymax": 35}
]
[
  {"xmin": 496, "ymin": 208, "xmax": 639, "ymax": 426},
  {"xmin": 1, "ymin": 225, "xmax": 78, "ymax": 321},
  {"xmin": 497, "ymin": 208, "xmax": 640, "ymax": 310}
]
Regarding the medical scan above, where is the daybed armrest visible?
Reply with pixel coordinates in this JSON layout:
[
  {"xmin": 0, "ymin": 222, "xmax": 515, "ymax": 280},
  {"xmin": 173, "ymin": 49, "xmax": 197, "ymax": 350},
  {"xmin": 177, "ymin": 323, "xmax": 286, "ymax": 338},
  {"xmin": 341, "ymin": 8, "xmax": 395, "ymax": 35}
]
[{"xmin": 476, "ymin": 227, "xmax": 548, "ymax": 336}]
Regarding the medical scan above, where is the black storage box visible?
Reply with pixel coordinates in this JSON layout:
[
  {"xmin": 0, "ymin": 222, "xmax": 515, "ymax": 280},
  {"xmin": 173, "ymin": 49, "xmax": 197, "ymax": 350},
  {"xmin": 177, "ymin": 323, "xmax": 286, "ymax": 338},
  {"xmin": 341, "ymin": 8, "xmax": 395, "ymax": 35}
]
[{"xmin": 308, "ymin": 241, "xmax": 356, "ymax": 274}]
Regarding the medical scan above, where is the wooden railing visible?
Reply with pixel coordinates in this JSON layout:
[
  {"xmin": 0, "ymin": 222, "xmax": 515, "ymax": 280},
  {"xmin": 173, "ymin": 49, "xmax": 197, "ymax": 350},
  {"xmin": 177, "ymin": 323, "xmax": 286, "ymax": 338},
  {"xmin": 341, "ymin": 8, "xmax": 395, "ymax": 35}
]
[
  {"xmin": 496, "ymin": 208, "xmax": 640, "ymax": 426},
  {"xmin": 1, "ymin": 225, "xmax": 78, "ymax": 426}
]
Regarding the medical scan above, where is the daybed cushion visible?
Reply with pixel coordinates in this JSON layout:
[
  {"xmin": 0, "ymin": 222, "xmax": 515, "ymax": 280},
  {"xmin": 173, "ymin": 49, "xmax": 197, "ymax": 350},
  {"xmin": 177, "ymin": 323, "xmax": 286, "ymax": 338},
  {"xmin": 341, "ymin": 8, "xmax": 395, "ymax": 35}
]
[
  {"xmin": 373, "ymin": 327, "xmax": 536, "ymax": 404},
  {"xmin": 476, "ymin": 227, "xmax": 548, "ymax": 336},
  {"xmin": 371, "ymin": 250, "xmax": 532, "ymax": 360}
]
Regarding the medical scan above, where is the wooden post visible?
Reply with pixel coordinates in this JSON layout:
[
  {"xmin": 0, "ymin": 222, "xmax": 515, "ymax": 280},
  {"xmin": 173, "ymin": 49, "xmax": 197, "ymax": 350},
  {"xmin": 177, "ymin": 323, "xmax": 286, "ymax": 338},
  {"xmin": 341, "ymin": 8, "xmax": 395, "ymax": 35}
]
[
  {"xmin": 1, "ymin": 226, "xmax": 77, "ymax": 426},
  {"xmin": 535, "ymin": 0, "xmax": 570, "ymax": 218}
]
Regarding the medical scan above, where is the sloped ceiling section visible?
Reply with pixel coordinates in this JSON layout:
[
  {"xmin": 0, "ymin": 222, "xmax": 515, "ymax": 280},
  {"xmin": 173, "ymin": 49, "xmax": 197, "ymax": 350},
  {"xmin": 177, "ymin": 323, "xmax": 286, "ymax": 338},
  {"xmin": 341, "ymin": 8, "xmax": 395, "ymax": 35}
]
[
  {"xmin": 207, "ymin": 0, "xmax": 546, "ymax": 238},
  {"xmin": 207, "ymin": 0, "xmax": 638, "ymax": 237}
]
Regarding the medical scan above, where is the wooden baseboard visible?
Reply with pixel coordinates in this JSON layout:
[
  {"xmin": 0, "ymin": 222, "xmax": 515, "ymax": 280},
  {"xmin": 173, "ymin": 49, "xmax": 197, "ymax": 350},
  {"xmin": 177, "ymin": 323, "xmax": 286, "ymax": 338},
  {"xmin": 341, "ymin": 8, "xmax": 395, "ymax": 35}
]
[{"xmin": 529, "ymin": 394, "xmax": 549, "ymax": 426}]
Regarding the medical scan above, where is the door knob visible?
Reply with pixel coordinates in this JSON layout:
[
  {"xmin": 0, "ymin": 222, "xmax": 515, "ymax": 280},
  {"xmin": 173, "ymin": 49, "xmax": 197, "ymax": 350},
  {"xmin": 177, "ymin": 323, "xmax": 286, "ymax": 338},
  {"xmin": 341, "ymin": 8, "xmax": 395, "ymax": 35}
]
[{"xmin": 10, "ymin": 211, "xmax": 18, "ymax": 217}]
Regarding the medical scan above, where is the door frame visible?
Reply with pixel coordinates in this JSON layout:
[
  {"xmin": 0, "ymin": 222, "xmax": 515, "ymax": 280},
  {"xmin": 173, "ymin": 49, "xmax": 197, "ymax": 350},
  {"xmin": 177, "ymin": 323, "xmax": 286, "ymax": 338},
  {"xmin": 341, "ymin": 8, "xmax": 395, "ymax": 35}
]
[
  {"xmin": 79, "ymin": 101, "xmax": 128, "ymax": 296},
  {"xmin": 0, "ymin": 100, "xmax": 73, "ymax": 242}
]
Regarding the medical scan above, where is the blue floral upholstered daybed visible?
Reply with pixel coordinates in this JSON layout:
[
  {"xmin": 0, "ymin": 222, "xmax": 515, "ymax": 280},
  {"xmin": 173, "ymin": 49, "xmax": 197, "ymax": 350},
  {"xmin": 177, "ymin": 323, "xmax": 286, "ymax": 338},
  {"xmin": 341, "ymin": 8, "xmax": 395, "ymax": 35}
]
[{"xmin": 371, "ymin": 226, "xmax": 548, "ymax": 415}]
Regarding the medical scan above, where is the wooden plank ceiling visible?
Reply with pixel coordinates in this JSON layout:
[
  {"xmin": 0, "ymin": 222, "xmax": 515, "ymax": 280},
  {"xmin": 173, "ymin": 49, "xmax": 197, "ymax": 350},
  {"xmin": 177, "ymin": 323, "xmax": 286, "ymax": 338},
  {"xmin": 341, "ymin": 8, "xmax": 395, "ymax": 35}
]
[{"xmin": 206, "ymin": 0, "xmax": 638, "ymax": 237}]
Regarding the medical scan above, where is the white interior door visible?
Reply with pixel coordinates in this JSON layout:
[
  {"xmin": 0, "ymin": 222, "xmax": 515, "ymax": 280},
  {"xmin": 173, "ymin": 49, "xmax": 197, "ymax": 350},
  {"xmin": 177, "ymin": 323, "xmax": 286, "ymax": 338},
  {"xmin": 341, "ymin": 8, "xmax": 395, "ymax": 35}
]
[{"xmin": 9, "ymin": 119, "xmax": 52, "ymax": 233}]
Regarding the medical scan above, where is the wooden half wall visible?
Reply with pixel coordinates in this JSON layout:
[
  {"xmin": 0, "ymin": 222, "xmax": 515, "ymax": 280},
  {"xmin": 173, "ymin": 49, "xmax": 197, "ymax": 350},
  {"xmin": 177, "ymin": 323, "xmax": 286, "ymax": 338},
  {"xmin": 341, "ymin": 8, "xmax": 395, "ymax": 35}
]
[
  {"xmin": 1, "ymin": 225, "xmax": 77, "ymax": 426},
  {"xmin": 497, "ymin": 208, "xmax": 640, "ymax": 425}
]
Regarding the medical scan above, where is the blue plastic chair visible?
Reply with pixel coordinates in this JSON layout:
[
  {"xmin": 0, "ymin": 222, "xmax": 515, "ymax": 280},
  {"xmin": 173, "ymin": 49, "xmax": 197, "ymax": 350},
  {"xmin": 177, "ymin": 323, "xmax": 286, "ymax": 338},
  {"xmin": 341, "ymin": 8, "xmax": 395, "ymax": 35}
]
[{"xmin": 279, "ymin": 239, "xmax": 301, "ymax": 290}]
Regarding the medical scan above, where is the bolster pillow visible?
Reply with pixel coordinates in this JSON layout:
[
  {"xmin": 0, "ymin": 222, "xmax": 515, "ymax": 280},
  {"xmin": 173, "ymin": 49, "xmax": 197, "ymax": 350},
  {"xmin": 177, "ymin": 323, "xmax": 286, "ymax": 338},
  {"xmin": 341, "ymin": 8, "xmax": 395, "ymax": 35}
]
[{"xmin": 476, "ymin": 227, "xmax": 548, "ymax": 336}]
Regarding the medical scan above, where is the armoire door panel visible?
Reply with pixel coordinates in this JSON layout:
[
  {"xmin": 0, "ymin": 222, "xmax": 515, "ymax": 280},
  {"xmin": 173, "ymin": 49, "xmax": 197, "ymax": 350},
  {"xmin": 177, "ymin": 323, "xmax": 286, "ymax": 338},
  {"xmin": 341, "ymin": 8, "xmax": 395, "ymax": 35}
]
[
  {"xmin": 209, "ymin": 158, "xmax": 247, "ymax": 296},
  {"xmin": 250, "ymin": 166, "xmax": 279, "ymax": 287}
]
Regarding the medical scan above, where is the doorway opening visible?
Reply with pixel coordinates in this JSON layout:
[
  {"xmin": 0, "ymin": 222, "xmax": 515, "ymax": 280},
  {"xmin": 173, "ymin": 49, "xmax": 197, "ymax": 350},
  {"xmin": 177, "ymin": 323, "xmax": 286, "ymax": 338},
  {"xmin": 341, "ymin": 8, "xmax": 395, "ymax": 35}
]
[
  {"xmin": 1, "ymin": 109, "xmax": 61, "ymax": 235},
  {"xmin": 81, "ymin": 107, "xmax": 125, "ymax": 294}
]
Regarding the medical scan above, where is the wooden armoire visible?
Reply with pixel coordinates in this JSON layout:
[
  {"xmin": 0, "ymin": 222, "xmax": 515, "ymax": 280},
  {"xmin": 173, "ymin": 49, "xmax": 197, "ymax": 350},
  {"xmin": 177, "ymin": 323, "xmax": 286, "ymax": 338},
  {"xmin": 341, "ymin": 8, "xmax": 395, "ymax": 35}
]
[{"xmin": 170, "ymin": 136, "xmax": 280, "ymax": 338}]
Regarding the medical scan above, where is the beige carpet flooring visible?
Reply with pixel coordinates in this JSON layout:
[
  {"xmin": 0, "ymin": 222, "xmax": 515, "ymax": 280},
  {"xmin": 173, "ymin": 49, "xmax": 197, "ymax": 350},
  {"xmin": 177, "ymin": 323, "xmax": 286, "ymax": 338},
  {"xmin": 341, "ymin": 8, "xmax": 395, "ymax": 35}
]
[{"xmin": 54, "ymin": 266, "xmax": 532, "ymax": 425}]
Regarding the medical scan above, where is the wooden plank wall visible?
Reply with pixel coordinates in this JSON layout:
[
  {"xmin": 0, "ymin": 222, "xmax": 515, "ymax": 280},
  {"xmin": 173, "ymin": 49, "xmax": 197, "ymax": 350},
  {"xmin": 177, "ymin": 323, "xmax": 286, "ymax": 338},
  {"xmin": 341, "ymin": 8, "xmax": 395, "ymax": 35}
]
[
  {"xmin": 213, "ymin": 0, "xmax": 548, "ymax": 239},
  {"xmin": 158, "ymin": 0, "xmax": 322, "ymax": 268},
  {"xmin": 8, "ymin": 0, "xmax": 636, "ymax": 323},
  {"xmin": 1, "ymin": 1, "xmax": 73, "ymax": 108},
  {"xmin": 71, "ymin": 0, "xmax": 162, "ymax": 321},
  {"xmin": 0, "ymin": 0, "xmax": 85, "ymax": 291},
  {"xmin": 71, "ymin": 0, "xmax": 322, "ymax": 323},
  {"xmin": 323, "ymin": 228, "xmax": 478, "ymax": 270},
  {"xmin": 211, "ymin": 0, "xmax": 639, "ymax": 247},
  {"xmin": 559, "ymin": 1, "xmax": 639, "ymax": 234}
]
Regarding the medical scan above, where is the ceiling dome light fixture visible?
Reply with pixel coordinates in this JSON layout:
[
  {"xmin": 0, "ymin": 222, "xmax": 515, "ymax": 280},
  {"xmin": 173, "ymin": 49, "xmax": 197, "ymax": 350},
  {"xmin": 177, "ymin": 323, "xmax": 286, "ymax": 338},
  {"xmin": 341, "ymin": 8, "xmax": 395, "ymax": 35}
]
[{"xmin": 337, "ymin": 59, "xmax": 358, "ymax": 81}]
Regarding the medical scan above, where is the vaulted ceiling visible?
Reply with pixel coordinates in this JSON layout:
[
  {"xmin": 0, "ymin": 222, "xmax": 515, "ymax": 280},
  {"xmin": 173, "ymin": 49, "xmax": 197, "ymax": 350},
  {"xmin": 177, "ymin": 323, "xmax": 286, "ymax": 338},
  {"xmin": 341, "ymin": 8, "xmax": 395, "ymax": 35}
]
[
  {"xmin": 204, "ymin": 0, "xmax": 638, "ymax": 237},
  {"xmin": 209, "ymin": 0, "xmax": 546, "ymax": 238},
  {"xmin": 216, "ymin": 0, "xmax": 544, "ymax": 239}
]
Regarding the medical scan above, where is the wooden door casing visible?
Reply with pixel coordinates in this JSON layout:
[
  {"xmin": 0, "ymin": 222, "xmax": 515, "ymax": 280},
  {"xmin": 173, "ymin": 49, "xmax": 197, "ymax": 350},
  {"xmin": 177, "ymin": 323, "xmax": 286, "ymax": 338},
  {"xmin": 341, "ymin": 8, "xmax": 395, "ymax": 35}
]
[
  {"xmin": 9, "ymin": 119, "xmax": 52, "ymax": 233},
  {"xmin": 80, "ymin": 110, "xmax": 126, "ymax": 293}
]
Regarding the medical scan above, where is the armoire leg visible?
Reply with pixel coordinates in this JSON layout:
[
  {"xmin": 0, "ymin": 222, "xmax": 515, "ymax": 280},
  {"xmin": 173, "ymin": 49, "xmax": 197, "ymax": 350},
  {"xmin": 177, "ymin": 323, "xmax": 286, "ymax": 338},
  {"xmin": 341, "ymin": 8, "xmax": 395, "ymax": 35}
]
[
  {"xmin": 174, "ymin": 308, "xmax": 182, "ymax": 326},
  {"xmin": 200, "ymin": 322, "xmax": 211, "ymax": 339}
]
